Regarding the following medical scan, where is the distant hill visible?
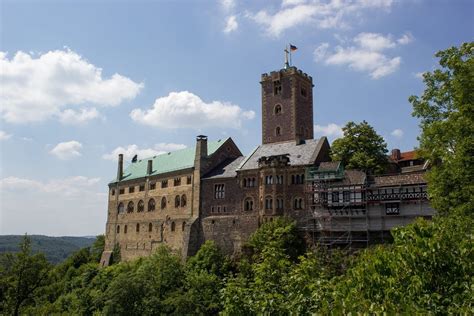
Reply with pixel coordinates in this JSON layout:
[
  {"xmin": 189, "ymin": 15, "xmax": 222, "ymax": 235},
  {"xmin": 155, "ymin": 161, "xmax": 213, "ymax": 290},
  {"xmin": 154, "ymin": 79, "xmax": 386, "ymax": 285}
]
[{"xmin": 0, "ymin": 235, "xmax": 97, "ymax": 264}]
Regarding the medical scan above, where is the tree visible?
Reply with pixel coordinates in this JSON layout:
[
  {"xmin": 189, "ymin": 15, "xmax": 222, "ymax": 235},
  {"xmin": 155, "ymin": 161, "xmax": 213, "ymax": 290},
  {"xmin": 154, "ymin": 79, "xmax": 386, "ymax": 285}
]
[
  {"xmin": 409, "ymin": 42, "xmax": 474, "ymax": 215},
  {"xmin": 0, "ymin": 235, "xmax": 51, "ymax": 316},
  {"xmin": 331, "ymin": 121, "xmax": 388, "ymax": 174}
]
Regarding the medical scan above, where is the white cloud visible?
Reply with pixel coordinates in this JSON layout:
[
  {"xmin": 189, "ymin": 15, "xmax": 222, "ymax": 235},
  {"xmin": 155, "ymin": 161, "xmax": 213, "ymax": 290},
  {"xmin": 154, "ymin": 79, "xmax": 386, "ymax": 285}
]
[
  {"xmin": 0, "ymin": 175, "xmax": 105, "ymax": 235},
  {"xmin": 0, "ymin": 49, "xmax": 143, "ymax": 124},
  {"xmin": 397, "ymin": 32, "xmax": 414, "ymax": 45},
  {"xmin": 58, "ymin": 107, "xmax": 101, "ymax": 125},
  {"xmin": 224, "ymin": 15, "xmax": 239, "ymax": 33},
  {"xmin": 130, "ymin": 91, "xmax": 255, "ymax": 129},
  {"xmin": 49, "ymin": 140, "xmax": 83, "ymax": 160},
  {"xmin": 103, "ymin": 143, "xmax": 187, "ymax": 162},
  {"xmin": 314, "ymin": 32, "xmax": 413, "ymax": 79},
  {"xmin": 220, "ymin": 0, "xmax": 235, "ymax": 11},
  {"xmin": 247, "ymin": 0, "xmax": 394, "ymax": 37},
  {"xmin": 314, "ymin": 123, "xmax": 344, "ymax": 139},
  {"xmin": 414, "ymin": 72, "xmax": 424, "ymax": 79},
  {"xmin": 0, "ymin": 130, "xmax": 12, "ymax": 140},
  {"xmin": 391, "ymin": 128, "xmax": 404, "ymax": 138}
]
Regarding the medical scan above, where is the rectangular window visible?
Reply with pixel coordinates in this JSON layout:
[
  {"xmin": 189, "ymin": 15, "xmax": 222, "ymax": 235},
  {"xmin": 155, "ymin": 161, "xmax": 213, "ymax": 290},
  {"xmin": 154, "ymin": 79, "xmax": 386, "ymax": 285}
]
[
  {"xmin": 174, "ymin": 177, "xmax": 181, "ymax": 186},
  {"xmin": 273, "ymin": 80, "xmax": 282, "ymax": 95},
  {"xmin": 119, "ymin": 188, "xmax": 124, "ymax": 195},
  {"xmin": 129, "ymin": 186, "xmax": 135, "ymax": 193},
  {"xmin": 187, "ymin": 176, "xmax": 192, "ymax": 185},
  {"xmin": 265, "ymin": 198, "xmax": 273, "ymax": 210},
  {"xmin": 301, "ymin": 87, "xmax": 307, "ymax": 97},
  {"xmin": 332, "ymin": 191, "xmax": 339, "ymax": 203},
  {"xmin": 111, "ymin": 189, "xmax": 115, "ymax": 196},
  {"xmin": 385, "ymin": 203, "xmax": 400, "ymax": 215},
  {"xmin": 149, "ymin": 183, "xmax": 156, "ymax": 190},
  {"xmin": 139, "ymin": 185, "xmax": 145, "ymax": 192},
  {"xmin": 343, "ymin": 191, "xmax": 350, "ymax": 203},
  {"xmin": 214, "ymin": 184, "xmax": 225, "ymax": 199},
  {"xmin": 161, "ymin": 180, "xmax": 168, "ymax": 188}
]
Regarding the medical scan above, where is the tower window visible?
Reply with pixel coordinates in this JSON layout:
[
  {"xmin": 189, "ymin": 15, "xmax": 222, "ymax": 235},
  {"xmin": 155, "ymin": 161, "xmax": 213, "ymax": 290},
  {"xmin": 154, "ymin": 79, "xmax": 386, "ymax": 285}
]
[
  {"xmin": 301, "ymin": 87, "xmax": 307, "ymax": 97},
  {"xmin": 276, "ymin": 126, "xmax": 281, "ymax": 136},
  {"xmin": 136, "ymin": 223, "xmax": 140, "ymax": 233},
  {"xmin": 148, "ymin": 223, "xmax": 153, "ymax": 232},
  {"xmin": 111, "ymin": 189, "xmax": 115, "ymax": 196},
  {"xmin": 129, "ymin": 186, "xmax": 135, "ymax": 193},
  {"xmin": 181, "ymin": 194, "xmax": 187, "ymax": 207},
  {"xmin": 161, "ymin": 197, "xmax": 167, "ymax": 209},
  {"xmin": 274, "ymin": 104, "xmax": 282, "ymax": 115},
  {"xmin": 117, "ymin": 202, "xmax": 125, "ymax": 214},
  {"xmin": 139, "ymin": 185, "xmax": 145, "ymax": 192},
  {"xmin": 174, "ymin": 177, "xmax": 181, "ymax": 186},
  {"xmin": 273, "ymin": 80, "xmax": 282, "ymax": 95},
  {"xmin": 149, "ymin": 182, "xmax": 156, "ymax": 190},
  {"xmin": 171, "ymin": 222, "xmax": 176, "ymax": 232},
  {"xmin": 175, "ymin": 195, "xmax": 181, "ymax": 207},
  {"xmin": 186, "ymin": 176, "xmax": 192, "ymax": 184},
  {"xmin": 265, "ymin": 197, "xmax": 273, "ymax": 210},
  {"xmin": 161, "ymin": 180, "xmax": 168, "ymax": 188}
]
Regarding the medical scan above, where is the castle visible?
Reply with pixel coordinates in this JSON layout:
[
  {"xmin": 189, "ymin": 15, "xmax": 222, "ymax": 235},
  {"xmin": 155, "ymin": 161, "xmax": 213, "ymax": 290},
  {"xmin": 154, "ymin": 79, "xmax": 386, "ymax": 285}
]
[{"xmin": 100, "ymin": 64, "xmax": 434, "ymax": 265}]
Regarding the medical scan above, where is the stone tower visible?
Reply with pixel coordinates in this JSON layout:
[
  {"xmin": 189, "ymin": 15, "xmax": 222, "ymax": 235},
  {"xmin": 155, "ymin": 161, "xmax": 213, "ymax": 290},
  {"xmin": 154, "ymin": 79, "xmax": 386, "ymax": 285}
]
[{"xmin": 260, "ymin": 66, "xmax": 314, "ymax": 144}]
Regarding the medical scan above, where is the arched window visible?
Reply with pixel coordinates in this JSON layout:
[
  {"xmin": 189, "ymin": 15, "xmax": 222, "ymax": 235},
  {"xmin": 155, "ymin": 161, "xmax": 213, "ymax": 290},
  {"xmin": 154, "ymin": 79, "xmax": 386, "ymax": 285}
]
[
  {"xmin": 244, "ymin": 197, "xmax": 254, "ymax": 211},
  {"xmin": 124, "ymin": 225, "xmax": 128, "ymax": 234},
  {"xmin": 148, "ymin": 198, "xmax": 155, "ymax": 212},
  {"xmin": 148, "ymin": 223, "xmax": 153, "ymax": 232},
  {"xmin": 265, "ymin": 196, "xmax": 273, "ymax": 210},
  {"xmin": 127, "ymin": 201, "xmax": 134, "ymax": 213},
  {"xmin": 299, "ymin": 198, "xmax": 304, "ymax": 210},
  {"xmin": 136, "ymin": 223, "xmax": 140, "ymax": 232},
  {"xmin": 161, "ymin": 197, "xmax": 167, "ymax": 209},
  {"xmin": 116, "ymin": 225, "xmax": 120, "ymax": 233},
  {"xmin": 182, "ymin": 222, "xmax": 186, "ymax": 231},
  {"xmin": 175, "ymin": 195, "xmax": 180, "ymax": 208},
  {"xmin": 117, "ymin": 202, "xmax": 124, "ymax": 214},
  {"xmin": 137, "ymin": 200, "xmax": 144, "ymax": 212},
  {"xmin": 181, "ymin": 194, "xmax": 186, "ymax": 207},
  {"xmin": 274, "ymin": 104, "xmax": 282, "ymax": 115},
  {"xmin": 276, "ymin": 126, "xmax": 281, "ymax": 136},
  {"xmin": 171, "ymin": 221, "xmax": 176, "ymax": 232}
]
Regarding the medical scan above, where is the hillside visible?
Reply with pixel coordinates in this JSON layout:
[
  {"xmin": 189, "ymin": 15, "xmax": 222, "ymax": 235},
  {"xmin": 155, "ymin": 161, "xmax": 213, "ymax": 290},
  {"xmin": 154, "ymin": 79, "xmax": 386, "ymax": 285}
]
[{"xmin": 0, "ymin": 235, "xmax": 96, "ymax": 264}]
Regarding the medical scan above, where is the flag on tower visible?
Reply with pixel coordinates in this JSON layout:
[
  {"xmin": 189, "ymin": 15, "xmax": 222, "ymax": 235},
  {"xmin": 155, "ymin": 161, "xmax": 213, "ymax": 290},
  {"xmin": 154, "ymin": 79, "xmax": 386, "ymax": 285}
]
[{"xmin": 289, "ymin": 44, "xmax": 298, "ymax": 51}]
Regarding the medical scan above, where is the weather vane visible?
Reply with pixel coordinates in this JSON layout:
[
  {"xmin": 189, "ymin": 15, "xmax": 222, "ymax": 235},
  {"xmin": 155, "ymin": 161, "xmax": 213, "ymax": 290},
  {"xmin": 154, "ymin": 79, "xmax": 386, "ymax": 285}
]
[{"xmin": 284, "ymin": 44, "xmax": 298, "ymax": 69}]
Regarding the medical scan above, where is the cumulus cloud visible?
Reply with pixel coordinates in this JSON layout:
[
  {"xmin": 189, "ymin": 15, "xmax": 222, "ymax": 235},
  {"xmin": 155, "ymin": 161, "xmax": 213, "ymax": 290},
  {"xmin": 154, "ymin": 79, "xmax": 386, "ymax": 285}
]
[
  {"xmin": 49, "ymin": 140, "xmax": 83, "ymax": 160},
  {"xmin": 313, "ymin": 32, "xmax": 413, "ymax": 79},
  {"xmin": 391, "ymin": 128, "xmax": 404, "ymax": 138},
  {"xmin": 0, "ymin": 175, "xmax": 105, "ymax": 235},
  {"xmin": 247, "ymin": 0, "xmax": 394, "ymax": 37},
  {"xmin": 224, "ymin": 15, "xmax": 239, "ymax": 33},
  {"xmin": 0, "ymin": 130, "xmax": 12, "ymax": 140},
  {"xmin": 0, "ymin": 49, "xmax": 143, "ymax": 123},
  {"xmin": 130, "ymin": 91, "xmax": 255, "ymax": 129},
  {"xmin": 58, "ymin": 108, "xmax": 101, "ymax": 125},
  {"xmin": 103, "ymin": 143, "xmax": 187, "ymax": 162},
  {"xmin": 314, "ymin": 123, "xmax": 344, "ymax": 140}
]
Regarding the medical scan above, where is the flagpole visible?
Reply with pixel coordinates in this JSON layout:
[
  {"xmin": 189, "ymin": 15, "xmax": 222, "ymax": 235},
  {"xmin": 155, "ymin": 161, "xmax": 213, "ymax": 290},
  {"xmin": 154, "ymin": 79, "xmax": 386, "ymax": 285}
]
[{"xmin": 289, "ymin": 43, "xmax": 292, "ymax": 67}]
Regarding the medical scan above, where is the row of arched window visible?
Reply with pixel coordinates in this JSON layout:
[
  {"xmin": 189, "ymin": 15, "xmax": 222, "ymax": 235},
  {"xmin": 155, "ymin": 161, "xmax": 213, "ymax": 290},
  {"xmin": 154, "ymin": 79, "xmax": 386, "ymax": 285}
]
[
  {"xmin": 116, "ymin": 221, "xmax": 186, "ymax": 234},
  {"xmin": 117, "ymin": 194, "xmax": 187, "ymax": 214},
  {"xmin": 264, "ymin": 197, "xmax": 304, "ymax": 210}
]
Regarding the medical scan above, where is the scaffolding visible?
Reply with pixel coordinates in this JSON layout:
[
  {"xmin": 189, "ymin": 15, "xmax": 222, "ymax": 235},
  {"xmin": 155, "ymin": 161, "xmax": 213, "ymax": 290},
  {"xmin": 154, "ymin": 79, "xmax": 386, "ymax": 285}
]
[{"xmin": 303, "ymin": 165, "xmax": 369, "ymax": 250}]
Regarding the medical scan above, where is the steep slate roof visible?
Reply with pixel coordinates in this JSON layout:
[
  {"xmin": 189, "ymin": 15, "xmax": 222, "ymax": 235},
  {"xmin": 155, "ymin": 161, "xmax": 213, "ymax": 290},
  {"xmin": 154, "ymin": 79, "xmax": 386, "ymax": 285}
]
[
  {"xmin": 237, "ymin": 138, "xmax": 325, "ymax": 171},
  {"xmin": 203, "ymin": 156, "xmax": 245, "ymax": 179},
  {"xmin": 342, "ymin": 170, "xmax": 366, "ymax": 185},
  {"xmin": 110, "ymin": 138, "xmax": 230, "ymax": 184},
  {"xmin": 373, "ymin": 172, "xmax": 426, "ymax": 187}
]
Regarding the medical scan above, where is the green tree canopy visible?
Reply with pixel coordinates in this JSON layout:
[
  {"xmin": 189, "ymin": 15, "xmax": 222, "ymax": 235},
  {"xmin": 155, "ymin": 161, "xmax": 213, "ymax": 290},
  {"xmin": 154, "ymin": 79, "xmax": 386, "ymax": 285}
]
[
  {"xmin": 331, "ymin": 121, "xmax": 388, "ymax": 174},
  {"xmin": 409, "ymin": 42, "xmax": 474, "ymax": 215}
]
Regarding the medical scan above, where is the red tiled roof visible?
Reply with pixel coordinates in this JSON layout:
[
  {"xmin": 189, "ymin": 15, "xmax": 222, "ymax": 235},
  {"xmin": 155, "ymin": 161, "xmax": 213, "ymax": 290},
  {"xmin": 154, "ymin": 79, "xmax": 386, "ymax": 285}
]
[{"xmin": 398, "ymin": 150, "xmax": 417, "ymax": 161}]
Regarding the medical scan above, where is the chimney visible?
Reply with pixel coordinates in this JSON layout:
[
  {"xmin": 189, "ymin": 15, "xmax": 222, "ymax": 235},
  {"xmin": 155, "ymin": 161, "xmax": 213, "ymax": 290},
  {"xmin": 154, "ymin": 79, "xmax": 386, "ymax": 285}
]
[
  {"xmin": 195, "ymin": 135, "xmax": 208, "ymax": 159},
  {"xmin": 117, "ymin": 154, "xmax": 124, "ymax": 181},
  {"xmin": 147, "ymin": 160, "xmax": 153, "ymax": 175},
  {"xmin": 391, "ymin": 149, "xmax": 401, "ymax": 160}
]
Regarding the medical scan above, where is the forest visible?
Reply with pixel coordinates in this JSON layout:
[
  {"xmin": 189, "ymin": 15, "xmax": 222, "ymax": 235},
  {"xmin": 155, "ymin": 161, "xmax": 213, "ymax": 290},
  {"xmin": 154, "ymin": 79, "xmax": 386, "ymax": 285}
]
[{"xmin": 0, "ymin": 43, "xmax": 472, "ymax": 315}]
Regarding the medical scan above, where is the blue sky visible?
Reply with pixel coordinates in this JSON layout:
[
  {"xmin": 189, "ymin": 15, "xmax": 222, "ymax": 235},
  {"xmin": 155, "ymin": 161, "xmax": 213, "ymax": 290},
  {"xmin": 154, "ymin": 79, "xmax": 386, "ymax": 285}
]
[{"xmin": 1, "ymin": 0, "xmax": 473, "ymax": 236}]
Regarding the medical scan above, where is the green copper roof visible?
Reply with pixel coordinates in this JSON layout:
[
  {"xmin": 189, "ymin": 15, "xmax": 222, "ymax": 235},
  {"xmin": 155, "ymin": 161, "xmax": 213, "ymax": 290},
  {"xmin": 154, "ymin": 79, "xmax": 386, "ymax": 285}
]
[{"xmin": 111, "ymin": 138, "xmax": 229, "ymax": 184}]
